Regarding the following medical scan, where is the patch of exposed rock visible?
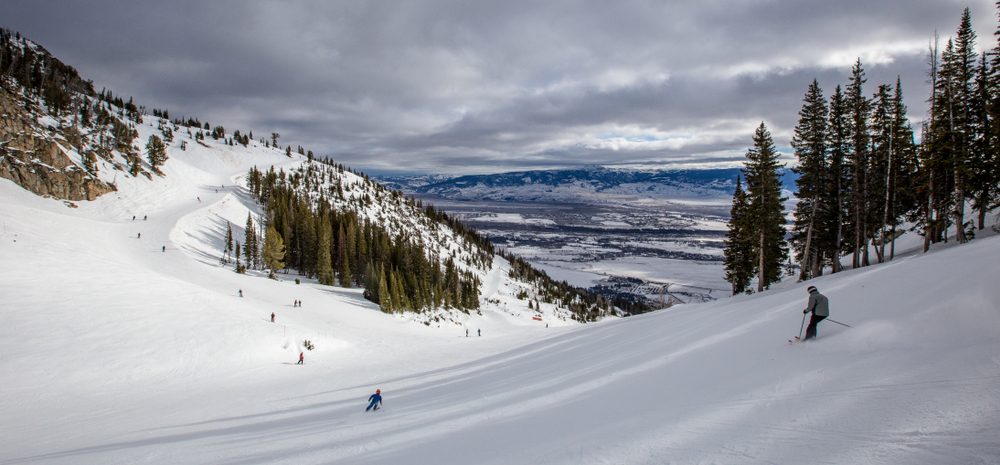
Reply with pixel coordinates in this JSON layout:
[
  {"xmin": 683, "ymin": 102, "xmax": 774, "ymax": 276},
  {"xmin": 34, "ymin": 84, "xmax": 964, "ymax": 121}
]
[{"xmin": 0, "ymin": 87, "xmax": 115, "ymax": 201}]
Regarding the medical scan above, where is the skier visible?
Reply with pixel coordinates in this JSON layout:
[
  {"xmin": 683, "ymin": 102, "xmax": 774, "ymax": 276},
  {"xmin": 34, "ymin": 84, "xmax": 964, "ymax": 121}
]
[
  {"xmin": 162, "ymin": 246, "xmax": 165, "ymax": 252},
  {"xmin": 144, "ymin": 215, "xmax": 147, "ymax": 220},
  {"xmin": 366, "ymin": 389, "xmax": 382, "ymax": 411},
  {"xmin": 466, "ymin": 328, "xmax": 469, "ymax": 337},
  {"xmin": 239, "ymin": 289, "xmax": 243, "ymax": 297},
  {"xmin": 297, "ymin": 352, "xmax": 304, "ymax": 364},
  {"xmin": 137, "ymin": 232, "xmax": 141, "ymax": 239},
  {"xmin": 132, "ymin": 215, "xmax": 135, "ymax": 221},
  {"xmin": 271, "ymin": 312, "xmax": 275, "ymax": 322},
  {"xmin": 477, "ymin": 329, "xmax": 481, "ymax": 337},
  {"xmin": 802, "ymin": 285, "xmax": 829, "ymax": 341}
]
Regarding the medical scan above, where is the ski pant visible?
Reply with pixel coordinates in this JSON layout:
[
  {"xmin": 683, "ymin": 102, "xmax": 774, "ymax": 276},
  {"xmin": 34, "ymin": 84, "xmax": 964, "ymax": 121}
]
[
  {"xmin": 805, "ymin": 314, "xmax": 827, "ymax": 340},
  {"xmin": 367, "ymin": 399, "xmax": 380, "ymax": 411}
]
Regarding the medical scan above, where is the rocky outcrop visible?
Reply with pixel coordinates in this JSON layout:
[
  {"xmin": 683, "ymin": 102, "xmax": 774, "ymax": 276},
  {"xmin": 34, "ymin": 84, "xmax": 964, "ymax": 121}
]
[{"xmin": 0, "ymin": 87, "xmax": 114, "ymax": 201}]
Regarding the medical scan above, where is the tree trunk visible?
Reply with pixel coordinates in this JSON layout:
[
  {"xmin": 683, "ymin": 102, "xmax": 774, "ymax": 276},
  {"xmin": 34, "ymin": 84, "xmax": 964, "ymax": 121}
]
[
  {"xmin": 799, "ymin": 198, "xmax": 817, "ymax": 281},
  {"xmin": 955, "ymin": 179, "xmax": 967, "ymax": 243},
  {"xmin": 833, "ymin": 174, "xmax": 843, "ymax": 272},
  {"xmin": 758, "ymin": 228, "xmax": 765, "ymax": 293},
  {"xmin": 925, "ymin": 165, "xmax": 935, "ymax": 253},
  {"xmin": 880, "ymin": 127, "xmax": 893, "ymax": 262},
  {"xmin": 890, "ymin": 223, "xmax": 896, "ymax": 260}
]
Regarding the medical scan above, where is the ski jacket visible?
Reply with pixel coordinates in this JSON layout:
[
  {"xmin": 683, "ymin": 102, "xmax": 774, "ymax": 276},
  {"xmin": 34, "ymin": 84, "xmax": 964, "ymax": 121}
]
[
  {"xmin": 368, "ymin": 393, "xmax": 382, "ymax": 404},
  {"xmin": 806, "ymin": 290, "xmax": 829, "ymax": 317}
]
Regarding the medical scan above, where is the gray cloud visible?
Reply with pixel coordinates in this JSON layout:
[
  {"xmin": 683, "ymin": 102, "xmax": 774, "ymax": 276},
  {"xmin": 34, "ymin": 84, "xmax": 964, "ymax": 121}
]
[{"xmin": 6, "ymin": 0, "xmax": 994, "ymax": 174}]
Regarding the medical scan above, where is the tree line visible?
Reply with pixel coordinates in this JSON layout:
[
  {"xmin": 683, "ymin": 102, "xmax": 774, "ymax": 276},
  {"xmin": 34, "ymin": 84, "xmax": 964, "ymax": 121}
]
[
  {"xmin": 236, "ymin": 158, "xmax": 616, "ymax": 322},
  {"xmin": 237, "ymin": 159, "xmax": 489, "ymax": 314},
  {"xmin": 725, "ymin": 6, "xmax": 1000, "ymax": 295}
]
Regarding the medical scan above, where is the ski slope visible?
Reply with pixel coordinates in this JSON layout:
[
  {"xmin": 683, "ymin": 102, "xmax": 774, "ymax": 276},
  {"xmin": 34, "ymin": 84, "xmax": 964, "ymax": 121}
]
[{"xmin": 1, "ymin": 139, "xmax": 999, "ymax": 464}]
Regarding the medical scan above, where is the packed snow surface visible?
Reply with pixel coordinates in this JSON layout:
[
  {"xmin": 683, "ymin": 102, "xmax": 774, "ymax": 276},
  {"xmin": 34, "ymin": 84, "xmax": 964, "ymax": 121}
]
[{"xmin": 2, "ymin": 136, "xmax": 999, "ymax": 464}]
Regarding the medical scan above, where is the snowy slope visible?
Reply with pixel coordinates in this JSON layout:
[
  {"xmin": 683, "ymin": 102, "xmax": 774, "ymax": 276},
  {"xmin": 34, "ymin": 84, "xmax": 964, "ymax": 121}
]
[{"xmin": 1, "ymin": 131, "xmax": 999, "ymax": 464}]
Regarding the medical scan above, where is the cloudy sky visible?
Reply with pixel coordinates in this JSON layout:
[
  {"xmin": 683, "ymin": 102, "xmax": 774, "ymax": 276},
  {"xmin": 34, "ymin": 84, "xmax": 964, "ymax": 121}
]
[{"xmin": 7, "ymin": 1, "xmax": 997, "ymax": 174}]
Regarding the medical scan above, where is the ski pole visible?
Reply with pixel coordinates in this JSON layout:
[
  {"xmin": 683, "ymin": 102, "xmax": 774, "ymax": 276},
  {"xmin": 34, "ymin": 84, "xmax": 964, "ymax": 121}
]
[
  {"xmin": 798, "ymin": 312, "xmax": 807, "ymax": 340},
  {"xmin": 826, "ymin": 318, "xmax": 851, "ymax": 328}
]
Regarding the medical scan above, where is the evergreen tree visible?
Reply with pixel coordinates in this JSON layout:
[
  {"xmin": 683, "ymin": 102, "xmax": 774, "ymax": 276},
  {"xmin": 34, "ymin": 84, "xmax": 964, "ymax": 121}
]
[
  {"xmin": 971, "ymin": 52, "xmax": 995, "ymax": 231},
  {"xmin": 885, "ymin": 77, "xmax": 918, "ymax": 260},
  {"xmin": 845, "ymin": 59, "xmax": 871, "ymax": 267},
  {"xmin": 244, "ymin": 213, "xmax": 256, "ymax": 270},
  {"xmin": 223, "ymin": 221, "xmax": 233, "ymax": 264},
  {"xmin": 262, "ymin": 224, "xmax": 286, "ymax": 279},
  {"xmin": 790, "ymin": 79, "xmax": 829, "ymax": 280},
  {"xmin": 378, "ymin": 264, "xmax": 392, "ymax": 312},
  {"xmin": 235, "ymin": 240, "xmax": 243, "ymax": 273},
  {"xmin": 316, "ymin": 220, "xmax": 334, "ymax": 285},
  {"xmin": 827, "ymin": 85, "xmax": 851, "ymax": 272},
  {"xmin": 742, "ymin": 122, "xmax": 788, "ymax": 292},
  {"xmin": 723, "ymin": 176, "xmax": 754, "ymax": 294},
  {"xmin": 951, "ymin": 8, "xmax": 978, "ymax": 242},
  {"xmin": 338, "ymin": 223, "xmax": 352, "ymax": 287}
]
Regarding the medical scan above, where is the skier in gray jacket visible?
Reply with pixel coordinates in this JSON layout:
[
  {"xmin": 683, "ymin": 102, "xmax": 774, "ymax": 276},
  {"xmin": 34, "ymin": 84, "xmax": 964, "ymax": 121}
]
[{"xmin": 802, "ymin": 285, "xmax": 829, "ymax": 340}]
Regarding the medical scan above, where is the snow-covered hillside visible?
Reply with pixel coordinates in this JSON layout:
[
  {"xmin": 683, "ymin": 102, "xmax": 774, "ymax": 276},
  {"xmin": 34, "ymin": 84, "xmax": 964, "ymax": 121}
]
[{"xmin": 2, "ymin": 124, "xmax": 999, "ymax": 463}]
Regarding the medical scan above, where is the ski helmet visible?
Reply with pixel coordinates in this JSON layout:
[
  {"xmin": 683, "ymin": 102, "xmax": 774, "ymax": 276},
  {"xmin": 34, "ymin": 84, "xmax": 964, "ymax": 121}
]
[
  {"xmin": 376, "ymin": 389, "xmax": 380, "ymax": 393},
  {"xmin": 807, "ymin": 286, "xmax": 817, "ymax": 293}
]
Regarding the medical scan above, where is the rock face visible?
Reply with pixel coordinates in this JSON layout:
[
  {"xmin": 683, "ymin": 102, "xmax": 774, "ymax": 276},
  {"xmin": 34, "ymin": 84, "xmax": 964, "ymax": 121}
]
[{"xmin": 0, "ymin": 87, "xmax": 114, "ymax": 201}]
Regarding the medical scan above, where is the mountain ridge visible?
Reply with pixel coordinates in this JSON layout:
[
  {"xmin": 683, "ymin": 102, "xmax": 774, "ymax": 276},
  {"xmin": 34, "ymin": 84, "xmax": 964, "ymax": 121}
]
[{"xmin": 376, "ymin": 166, "xmax": 798, "ymax": 203}]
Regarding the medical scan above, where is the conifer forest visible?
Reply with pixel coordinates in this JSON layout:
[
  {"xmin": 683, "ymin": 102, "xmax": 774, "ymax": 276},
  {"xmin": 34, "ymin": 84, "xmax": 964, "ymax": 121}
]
[{"xmin": 724, "ymin": 7, "xmax": 1000, "ymax": 294}]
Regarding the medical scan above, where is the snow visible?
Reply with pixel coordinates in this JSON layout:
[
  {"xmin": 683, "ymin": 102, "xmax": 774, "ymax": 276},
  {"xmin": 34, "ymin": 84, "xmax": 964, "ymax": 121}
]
[{"xmin": 1, "ymin": 124, "xmax": 999, "ymax": 464}]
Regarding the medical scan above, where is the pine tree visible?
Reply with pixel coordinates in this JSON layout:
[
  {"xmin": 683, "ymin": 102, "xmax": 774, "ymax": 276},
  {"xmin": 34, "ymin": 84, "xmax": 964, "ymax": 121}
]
[
  {"xmin": 363, "ymin": 261, "xmax": 377, "ymax": 300},
  {"xmin": 846, "ymin": 59, "xmax": 871, "ymax": 267},
  {"xmin": 338, "ymin": 224, "xmax": 352, "ymax": 287},
  {"xmin": 223, "ymin": 221, "xmax": 233, "ymax": 264},
  {"xmin": 951, "ymin": 8, "xmax": 978, "ymax": 242},
  {"xmin": 870, "ymin": 83, "xmax": 894, "ymax": 263},
  {"xmin": 378, "ymin": 264, "xmax": 392, "ymax": 312},
  {"xmin": 263, "ymin": 224, "xmax": 286, "ymax": 279},
  {"xmin": 244, "ymin": 213, "xmax": 256, "ymax": 270},
  {"xmin": 235, "ymin": 240, "xmax": 243, "ymax": 273},
  {"xmin": 790, "ymin": 79, "xmax": 829, "ymax": 280},
  {"xmin": 316, "ymin": 220, "xmax": 334, "ymax": 285},
  {"xmin": 970, "ymin": 52, "xmax": 995, "ymax": 231},
  {"xmin": 827, "ymin": 85, "xmax": 851, "ymax": 272},
  {"xmin": 723, "ymin": 176, "xmax": 754, "ymax": 294},
  {"xmin": 743, "ymin": 122, "xmax": 788, "ymax": 292},
  {"xmin": 885, "ymin": 77, "xmax": 917, "ymax": 260}
]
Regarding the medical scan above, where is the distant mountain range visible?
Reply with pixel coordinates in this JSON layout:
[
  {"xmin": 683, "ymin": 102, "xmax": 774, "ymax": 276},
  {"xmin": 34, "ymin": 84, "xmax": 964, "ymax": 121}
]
[{"xmin": 376, "ymin": 166, "xmax": 798, "ymax": 203}]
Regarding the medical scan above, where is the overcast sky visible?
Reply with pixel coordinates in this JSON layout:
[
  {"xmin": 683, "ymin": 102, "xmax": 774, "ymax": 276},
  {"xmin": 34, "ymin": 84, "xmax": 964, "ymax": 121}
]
[{"xmin": 6, "ymin": 1, "xmax": 997, "ymax": 174}]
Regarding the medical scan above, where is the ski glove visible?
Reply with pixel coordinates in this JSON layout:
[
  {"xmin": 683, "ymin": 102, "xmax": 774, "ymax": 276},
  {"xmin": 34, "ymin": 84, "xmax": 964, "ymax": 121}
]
[{"xmin": 803, "ymin": 309, "xmax": 808, "ymax": 314}]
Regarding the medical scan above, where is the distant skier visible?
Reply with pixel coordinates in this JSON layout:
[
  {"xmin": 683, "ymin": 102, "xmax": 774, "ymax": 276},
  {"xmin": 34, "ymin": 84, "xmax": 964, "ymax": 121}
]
[
  {"xmin": 137, "ymin": 232, "xmax": 141, "ymax": 239},
  {"xmin": 271, "ymin": 312, "xmax": 275, "ymax": 322},
  {"xmin": 132, "ymin": 215, "xmax": 135, "ymax": 221},
  {"xmin": 297, "ymin": 352, "xmax": 304, "ymax": 364},
  {"xmin": 802, "ymin": 285, "xmax": 829, "ymax": 341},
  {"xmin": 466, "ymin": 328, "xmax": 469, "ymax": 337},
  {"xmin": 477, "ymin": 329, "xmax": 481, "ymax": 337},
  {"xmin": 239, "ymin": 289, "xmax": 243, "ymax": 297},
  {"xmin": 144, "ymin": 215, "xmax": 147, "ymax": 220},
  {"xmin": 366, "ymin": 389, "xmax": 382, "ymax": 411},
  {"xmin": 162, "ymin": 246, "xmax": 165, "ymax": 252}
]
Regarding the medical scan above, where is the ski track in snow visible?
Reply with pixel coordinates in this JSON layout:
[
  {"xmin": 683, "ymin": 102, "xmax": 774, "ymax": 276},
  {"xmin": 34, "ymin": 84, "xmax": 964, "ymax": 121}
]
[{"xmin": 1, "ymin": 126, "xmax": 999, "ymax": 464}]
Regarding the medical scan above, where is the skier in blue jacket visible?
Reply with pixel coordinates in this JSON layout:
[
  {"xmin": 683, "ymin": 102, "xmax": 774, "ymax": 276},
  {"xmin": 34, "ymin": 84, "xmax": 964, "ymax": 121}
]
[{"xmin": 366, "ymin": 389, "xmax": 382, "ymax": 411}]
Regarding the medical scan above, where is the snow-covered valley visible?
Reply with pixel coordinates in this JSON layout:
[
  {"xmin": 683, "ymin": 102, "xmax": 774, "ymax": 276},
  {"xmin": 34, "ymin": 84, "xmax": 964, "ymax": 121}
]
[{"xmin": 2, "ymin": 130, "xmax": 999, "ymax": 464}]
